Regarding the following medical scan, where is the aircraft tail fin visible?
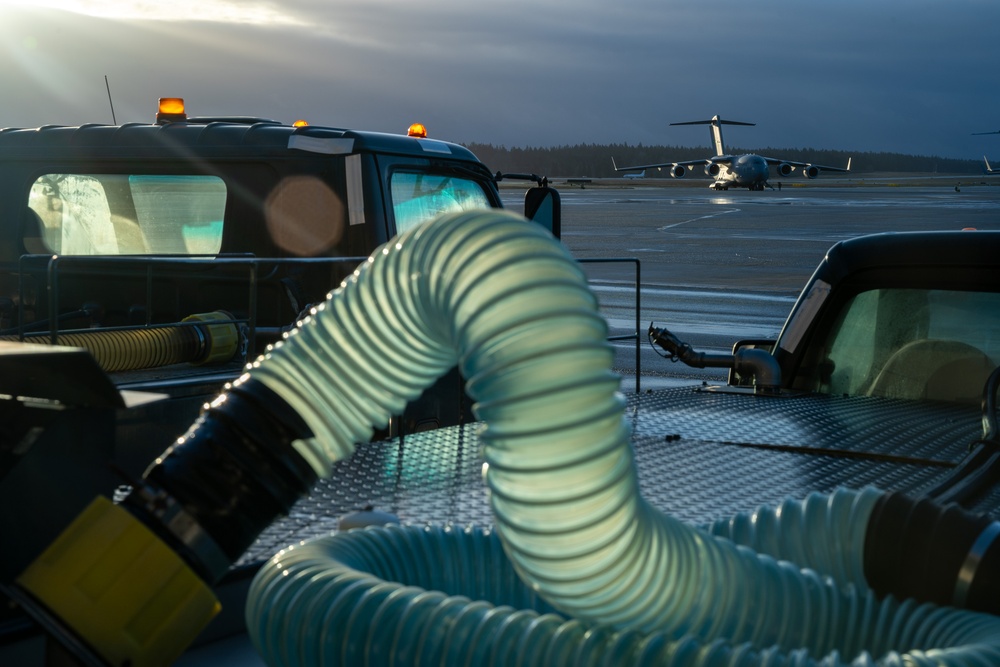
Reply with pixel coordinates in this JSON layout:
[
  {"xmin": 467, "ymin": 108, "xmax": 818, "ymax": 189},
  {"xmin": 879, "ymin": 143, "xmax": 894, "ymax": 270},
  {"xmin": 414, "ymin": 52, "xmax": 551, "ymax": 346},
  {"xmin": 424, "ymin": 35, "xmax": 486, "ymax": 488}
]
[
  {"xmin": 986, "ymin": 156, "xmax": 995, "ymax": 174},
  {"xmin": 670, "ymin": 115, "xmax": 755, "ymax": 157}
]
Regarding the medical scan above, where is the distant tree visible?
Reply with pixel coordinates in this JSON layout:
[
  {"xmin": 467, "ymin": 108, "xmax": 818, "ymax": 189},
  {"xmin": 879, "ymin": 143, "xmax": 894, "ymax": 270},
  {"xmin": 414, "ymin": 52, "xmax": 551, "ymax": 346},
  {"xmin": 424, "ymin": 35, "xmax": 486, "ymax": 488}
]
[{"xmin": 465, "ymin": 143, "xmax": 982, "ymax": 178}]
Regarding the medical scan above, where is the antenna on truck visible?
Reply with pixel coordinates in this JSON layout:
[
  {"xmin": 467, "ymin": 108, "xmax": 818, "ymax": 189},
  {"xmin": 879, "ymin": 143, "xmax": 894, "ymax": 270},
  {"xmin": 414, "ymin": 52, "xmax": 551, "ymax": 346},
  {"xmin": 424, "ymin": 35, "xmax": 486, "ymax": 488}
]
[{"xmin": 105, "ymin": 75, "xmax": 117, "ymax": 125}]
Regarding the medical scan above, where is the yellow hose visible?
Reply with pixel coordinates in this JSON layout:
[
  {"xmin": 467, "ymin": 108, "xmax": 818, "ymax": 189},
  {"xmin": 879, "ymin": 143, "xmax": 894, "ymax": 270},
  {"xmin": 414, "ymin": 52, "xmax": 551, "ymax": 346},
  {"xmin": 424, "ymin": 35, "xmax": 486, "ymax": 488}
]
[{"xmin": 2, "ymin": 311, "xmax": 239, "ymax": 372}]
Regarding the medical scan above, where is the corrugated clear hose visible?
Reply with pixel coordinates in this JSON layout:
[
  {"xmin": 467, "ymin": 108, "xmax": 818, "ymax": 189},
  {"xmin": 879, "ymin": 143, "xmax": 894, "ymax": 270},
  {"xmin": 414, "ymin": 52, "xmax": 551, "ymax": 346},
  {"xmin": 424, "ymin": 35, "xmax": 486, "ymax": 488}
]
[{"xmin": 244, "ymin": 210, "xmax": 1000, "ymax": 665}]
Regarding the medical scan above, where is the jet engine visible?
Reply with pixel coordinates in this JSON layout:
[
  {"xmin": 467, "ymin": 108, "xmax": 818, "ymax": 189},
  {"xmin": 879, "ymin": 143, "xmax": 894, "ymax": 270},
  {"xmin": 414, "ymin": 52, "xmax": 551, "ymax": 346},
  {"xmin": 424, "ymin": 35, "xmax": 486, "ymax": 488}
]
[
  {"xmin": 669, "ymin": 165, "xmax": 686, "ymax": 178},
  {"xmin": 802, "ymin": 165, "xmax": 820, "ymax": 179},
  {"xmin": 776, "ymin": 163, "xmax": 794, "ymax": 177},
  {"xmin": 705, "ymin": 163, "xmax": 721, "ymax": 177}
]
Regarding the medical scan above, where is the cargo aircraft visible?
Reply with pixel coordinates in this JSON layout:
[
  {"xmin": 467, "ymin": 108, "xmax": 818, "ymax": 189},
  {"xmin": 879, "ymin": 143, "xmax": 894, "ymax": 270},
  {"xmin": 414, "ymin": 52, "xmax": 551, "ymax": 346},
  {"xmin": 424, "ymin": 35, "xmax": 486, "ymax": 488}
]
[{"xmin": 612, "ymin": 115, "xmax": 851, "ymax": 190}]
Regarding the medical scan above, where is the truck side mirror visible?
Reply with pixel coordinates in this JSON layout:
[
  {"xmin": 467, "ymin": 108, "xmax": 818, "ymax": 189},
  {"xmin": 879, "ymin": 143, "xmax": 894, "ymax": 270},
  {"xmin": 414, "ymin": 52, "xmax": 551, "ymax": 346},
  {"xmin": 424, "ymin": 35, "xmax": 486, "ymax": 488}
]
[{"xmin": 524, "ymin": 186, "xmax": 561, "ymax": 239}]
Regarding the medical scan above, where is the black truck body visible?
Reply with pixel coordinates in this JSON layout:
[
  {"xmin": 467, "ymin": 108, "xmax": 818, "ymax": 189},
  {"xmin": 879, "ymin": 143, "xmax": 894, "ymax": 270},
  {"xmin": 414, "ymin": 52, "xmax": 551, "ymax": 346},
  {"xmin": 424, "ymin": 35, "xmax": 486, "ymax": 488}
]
[{"xmin": 1, "ymin": 105, "xmax": 999, "ymax": 665}]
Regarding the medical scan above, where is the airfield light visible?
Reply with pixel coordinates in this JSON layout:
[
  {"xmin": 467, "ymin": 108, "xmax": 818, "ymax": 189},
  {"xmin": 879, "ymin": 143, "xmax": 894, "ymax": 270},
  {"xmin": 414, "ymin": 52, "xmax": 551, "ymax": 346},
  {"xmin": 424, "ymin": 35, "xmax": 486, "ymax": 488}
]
[
  {"xmin": 156, "ymin": 97, "xmax": 187, "ymax": 123},
  {"xmin": 293, "ymin": 120, "xmax": 309, "ymax": 128},
  {"xmin": 407, "ymin": 123, "xmax": 428, "ymax": 138}
]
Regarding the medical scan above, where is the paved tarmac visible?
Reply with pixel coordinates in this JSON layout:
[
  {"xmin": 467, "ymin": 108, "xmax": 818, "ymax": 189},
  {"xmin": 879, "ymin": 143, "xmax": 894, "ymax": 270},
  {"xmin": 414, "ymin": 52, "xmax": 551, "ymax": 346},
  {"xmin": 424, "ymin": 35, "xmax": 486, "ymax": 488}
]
[
  {"xmin": 503, "ymin": 182, "xmax": 1000, "ymax": 389},
  {"xmin": 552, "ymin": 183, "xmax": 1000, "ymax": 288}
]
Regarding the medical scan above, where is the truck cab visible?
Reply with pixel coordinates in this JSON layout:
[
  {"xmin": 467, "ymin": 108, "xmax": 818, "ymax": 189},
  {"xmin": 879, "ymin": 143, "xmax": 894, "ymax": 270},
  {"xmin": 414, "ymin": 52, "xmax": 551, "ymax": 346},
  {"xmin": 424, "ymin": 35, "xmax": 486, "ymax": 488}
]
[
  {"xmin": 0, "ymin": 99, "xmax": 560, "ymax": 451},
  {"xmin": 722, "ymin": 230, "xmax": 1000, "ymax": 407}
]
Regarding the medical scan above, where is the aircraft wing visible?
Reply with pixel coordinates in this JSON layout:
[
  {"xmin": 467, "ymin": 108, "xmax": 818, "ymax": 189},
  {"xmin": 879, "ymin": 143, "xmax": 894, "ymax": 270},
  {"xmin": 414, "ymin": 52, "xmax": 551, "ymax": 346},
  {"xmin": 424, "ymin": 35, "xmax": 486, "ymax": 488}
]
[
  {"xmin": 612, "ymin": 157, "xmax": 714, "ymax": 172},
  {"xmin": 762, "ymin": 156, "xmax": 852, "ymax": 173}
]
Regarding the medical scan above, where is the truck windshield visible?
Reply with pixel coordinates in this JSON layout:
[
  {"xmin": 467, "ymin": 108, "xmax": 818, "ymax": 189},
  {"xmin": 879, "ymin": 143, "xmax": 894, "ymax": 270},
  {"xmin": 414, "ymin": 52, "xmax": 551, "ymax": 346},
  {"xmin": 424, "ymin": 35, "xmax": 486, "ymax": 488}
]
[
  {"xmin": 390, "ymin": 172, "xmax": 490, "ymax": 235},
  {"xmin": 800, "ymin": 287, "xmax": 1000, "ymax": 405},
  {"xmin": 26, "ymin": 174, "xmax": 226, "ymax": 255}
]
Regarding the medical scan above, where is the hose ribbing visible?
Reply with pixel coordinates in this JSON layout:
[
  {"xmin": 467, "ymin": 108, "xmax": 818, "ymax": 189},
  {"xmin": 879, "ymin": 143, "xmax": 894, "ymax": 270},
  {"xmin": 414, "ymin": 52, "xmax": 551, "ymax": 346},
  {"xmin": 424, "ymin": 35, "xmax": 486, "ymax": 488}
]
[
  {"xmin": 243, "ymin": 210, "xmax": 1000, "ymax": 665},
  {"xmin": 3, "ymin": 311, "xmax": 238, "ymax": 371},
  {"xmin": 5, "ymin": 327, "xmax": 201, "ymax": 371}
]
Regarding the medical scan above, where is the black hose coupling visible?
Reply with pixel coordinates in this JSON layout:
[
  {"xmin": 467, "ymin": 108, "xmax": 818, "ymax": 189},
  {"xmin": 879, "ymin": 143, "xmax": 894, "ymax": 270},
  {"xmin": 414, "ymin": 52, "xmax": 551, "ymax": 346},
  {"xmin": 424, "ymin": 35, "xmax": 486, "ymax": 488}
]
[
  {"xmin": 648, "ymin": 323, "xmax": 782, "ymax": 393},
  {"xmin": 864, "ymin": 491, "xmax": 1000, "ymax": 614},
  {"xmin": 128, "ymin": 377, "xmax": 318, "ymax": 583}
]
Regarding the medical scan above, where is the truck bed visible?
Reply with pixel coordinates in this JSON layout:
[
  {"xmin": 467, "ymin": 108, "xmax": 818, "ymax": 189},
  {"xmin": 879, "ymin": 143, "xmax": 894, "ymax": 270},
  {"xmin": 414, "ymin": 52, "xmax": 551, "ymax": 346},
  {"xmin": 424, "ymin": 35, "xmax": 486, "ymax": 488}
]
[{"xmin": 239, "ymin": 385, "xmax": 992, "ymax": 566}]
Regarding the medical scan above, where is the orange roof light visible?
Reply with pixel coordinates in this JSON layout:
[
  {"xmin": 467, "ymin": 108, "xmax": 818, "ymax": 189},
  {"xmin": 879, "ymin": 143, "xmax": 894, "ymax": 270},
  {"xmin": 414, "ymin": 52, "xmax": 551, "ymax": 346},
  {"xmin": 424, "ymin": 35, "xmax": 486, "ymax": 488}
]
[
  {"xmin": 292, "ymin": 119, "xmax": 309, "ymax": 128},
  {"xmin": 159, "ymin": 98, "xmax": 185, "ymax": 114},
  {"xmin": 156, "ymin": 97, "xmax": 187, "ymax": 123},
  {"xmin": 407, "ymin": 123, "xmax": 427, "ymax": 138}
]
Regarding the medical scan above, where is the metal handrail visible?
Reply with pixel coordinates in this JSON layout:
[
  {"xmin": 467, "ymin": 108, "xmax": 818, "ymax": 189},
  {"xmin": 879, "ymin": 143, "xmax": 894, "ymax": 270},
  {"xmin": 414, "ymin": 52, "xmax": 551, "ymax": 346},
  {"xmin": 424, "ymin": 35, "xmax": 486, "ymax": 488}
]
[
  {"xmin": 15, "ymin": 252, "xmax": 643, "ymax": 394},
  {"xmin": 579, "ymin": 257, "xmax": 641, "ymax": 393}
]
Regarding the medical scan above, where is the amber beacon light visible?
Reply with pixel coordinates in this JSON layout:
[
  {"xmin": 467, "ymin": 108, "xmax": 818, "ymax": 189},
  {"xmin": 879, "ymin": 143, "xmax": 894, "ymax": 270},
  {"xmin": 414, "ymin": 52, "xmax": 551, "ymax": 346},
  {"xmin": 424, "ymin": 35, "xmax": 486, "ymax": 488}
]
[
  {"xmin": 156, "ymin": 97, "xmax": 187, "ymax": 123},
  {"xmin": 407, "ymin": 122, "xmax": 428, "ymax": 138}
]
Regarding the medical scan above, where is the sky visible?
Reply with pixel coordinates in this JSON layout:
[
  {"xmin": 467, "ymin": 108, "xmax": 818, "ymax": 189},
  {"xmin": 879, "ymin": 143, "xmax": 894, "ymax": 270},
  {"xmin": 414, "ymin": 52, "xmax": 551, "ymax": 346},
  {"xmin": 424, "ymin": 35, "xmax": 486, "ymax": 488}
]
[{"xmin": 1, "ymin": 0, "xmax": 999, "ymax": 161}]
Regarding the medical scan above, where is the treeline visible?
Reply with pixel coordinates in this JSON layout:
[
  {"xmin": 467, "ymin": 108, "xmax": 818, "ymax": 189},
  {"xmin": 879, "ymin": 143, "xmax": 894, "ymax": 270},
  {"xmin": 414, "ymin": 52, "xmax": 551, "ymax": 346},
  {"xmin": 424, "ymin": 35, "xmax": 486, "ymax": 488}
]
[{"xmin": 466, "ymin": 143, "xmax": 983, "ymax": 177}]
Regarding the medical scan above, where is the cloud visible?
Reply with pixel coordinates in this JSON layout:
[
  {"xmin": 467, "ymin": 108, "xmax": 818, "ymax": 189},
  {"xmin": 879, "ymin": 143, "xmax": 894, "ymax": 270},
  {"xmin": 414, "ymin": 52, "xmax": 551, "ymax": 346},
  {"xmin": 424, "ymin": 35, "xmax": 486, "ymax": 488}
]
[
  {"xmin": 1, "ymin": 1, "xmax": 999, "ymax": 159},
  {"xmin": 17, "ymin": 0, "xmax": 305, "ymax": 25}
]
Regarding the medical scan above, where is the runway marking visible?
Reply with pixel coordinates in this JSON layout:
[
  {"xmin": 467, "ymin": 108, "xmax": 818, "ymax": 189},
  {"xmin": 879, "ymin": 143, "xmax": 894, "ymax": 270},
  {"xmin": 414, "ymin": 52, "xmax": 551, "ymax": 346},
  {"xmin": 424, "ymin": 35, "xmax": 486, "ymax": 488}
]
[
  {"xmin": 590, "ymin": 283, "xmax": 797, "ymax": 303},
  {"xmin": 658, "ymin": 208, "xmax": 740, "ymax": 230}
]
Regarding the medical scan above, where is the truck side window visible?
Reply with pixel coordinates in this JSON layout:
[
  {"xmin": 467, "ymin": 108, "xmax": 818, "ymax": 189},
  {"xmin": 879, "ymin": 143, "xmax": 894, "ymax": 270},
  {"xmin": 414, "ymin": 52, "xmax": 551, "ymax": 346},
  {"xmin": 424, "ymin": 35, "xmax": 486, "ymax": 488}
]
[
  {"xmin": 390, "ymin": 173, "xmax": 490, "ymax": 236},
  {"xmin": 813, "ymin": 290, "xmax": 881, "ymax": 396},
  {"xmin": 27, "ymin": 174, "xmax": 226, "ymax": 255},
  {"xmin": 805, "ymin": 287, "xmax": 1000, "ymax": 404}
]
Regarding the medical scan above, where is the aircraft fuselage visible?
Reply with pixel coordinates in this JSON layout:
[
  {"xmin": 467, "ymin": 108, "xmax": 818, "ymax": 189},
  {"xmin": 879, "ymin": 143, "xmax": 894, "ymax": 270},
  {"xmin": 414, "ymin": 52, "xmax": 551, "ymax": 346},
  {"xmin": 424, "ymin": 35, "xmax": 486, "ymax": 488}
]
[{"xmin": 712, "ymin": 154, "xmax": 770, "ymax": 190}]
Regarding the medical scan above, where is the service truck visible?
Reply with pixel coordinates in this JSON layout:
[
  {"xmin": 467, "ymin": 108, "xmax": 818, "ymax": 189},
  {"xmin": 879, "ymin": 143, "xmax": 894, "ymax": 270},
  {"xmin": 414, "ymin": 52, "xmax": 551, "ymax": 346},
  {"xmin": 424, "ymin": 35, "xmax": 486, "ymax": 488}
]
[
  {"xmin": 0, "ymin": 96, "xmax": 560, "ymax": 455},
  {"xmin": 1, "ymin": 101, "xmax": 1000, "ymax": 666},
  {"xmin": 0, "ymin": 99, "xmax": 560, "ymax": 665}
]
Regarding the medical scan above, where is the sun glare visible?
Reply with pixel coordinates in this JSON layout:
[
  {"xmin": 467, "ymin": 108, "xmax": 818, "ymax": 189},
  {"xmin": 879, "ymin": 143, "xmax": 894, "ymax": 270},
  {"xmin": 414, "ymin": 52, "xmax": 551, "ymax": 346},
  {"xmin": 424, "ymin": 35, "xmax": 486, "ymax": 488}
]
[{"xmin": 9, "ymin": 1, "xmax": 305, "ymax": 26}]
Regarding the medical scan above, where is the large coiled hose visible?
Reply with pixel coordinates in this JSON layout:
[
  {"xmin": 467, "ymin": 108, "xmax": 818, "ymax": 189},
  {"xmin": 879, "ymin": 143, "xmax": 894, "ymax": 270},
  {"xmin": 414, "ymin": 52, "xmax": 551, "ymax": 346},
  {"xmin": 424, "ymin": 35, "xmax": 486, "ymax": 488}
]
[{"xmin": 243, "ymin": 210, "xmax": 1000, "ymax": 665}]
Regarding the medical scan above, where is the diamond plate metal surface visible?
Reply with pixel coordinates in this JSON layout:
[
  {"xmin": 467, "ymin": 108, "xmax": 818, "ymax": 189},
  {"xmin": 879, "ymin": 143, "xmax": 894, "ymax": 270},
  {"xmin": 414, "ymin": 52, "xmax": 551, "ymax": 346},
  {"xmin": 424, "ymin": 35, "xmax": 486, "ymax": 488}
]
[{"xmin": 240, "ymin": 386, "xmax": 992, "ymax": 564}]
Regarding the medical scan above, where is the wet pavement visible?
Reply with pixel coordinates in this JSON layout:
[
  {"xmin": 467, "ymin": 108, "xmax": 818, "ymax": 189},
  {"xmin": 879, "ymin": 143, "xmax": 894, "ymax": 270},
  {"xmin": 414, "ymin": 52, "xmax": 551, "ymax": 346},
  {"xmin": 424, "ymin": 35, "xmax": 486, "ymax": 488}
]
[{"xmin": 501, "ymin": 184, "xmax": 1000, "ymax": 389}]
